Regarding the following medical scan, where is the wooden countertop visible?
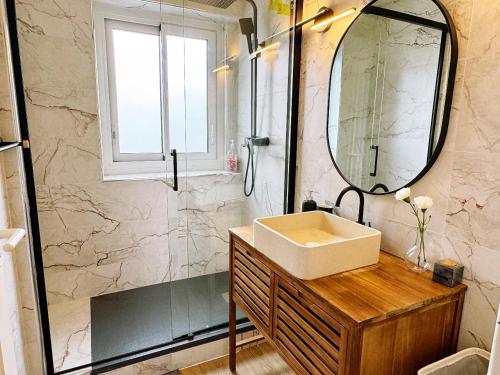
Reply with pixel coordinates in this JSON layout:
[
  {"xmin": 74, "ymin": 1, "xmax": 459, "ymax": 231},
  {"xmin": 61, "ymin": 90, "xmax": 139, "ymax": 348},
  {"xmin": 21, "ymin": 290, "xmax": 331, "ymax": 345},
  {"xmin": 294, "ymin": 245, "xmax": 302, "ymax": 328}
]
[{"xmin": 230, "ymin": 226, "xmax": 467, "ymax": 325}]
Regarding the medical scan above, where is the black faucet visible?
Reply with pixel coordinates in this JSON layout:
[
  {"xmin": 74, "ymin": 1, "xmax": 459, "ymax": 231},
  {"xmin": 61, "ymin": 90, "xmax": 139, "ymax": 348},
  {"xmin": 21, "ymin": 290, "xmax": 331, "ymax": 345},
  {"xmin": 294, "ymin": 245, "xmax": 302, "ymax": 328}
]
[{"xmin": 335, "ymin": 186, "xmax": 365, "ymax": 225}]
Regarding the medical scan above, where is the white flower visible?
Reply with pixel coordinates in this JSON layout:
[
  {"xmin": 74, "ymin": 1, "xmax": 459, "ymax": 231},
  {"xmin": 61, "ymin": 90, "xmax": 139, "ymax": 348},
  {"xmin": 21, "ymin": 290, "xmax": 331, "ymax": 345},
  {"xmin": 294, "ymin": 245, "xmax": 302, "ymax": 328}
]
[
  {"xmin": 395, "ymin": 188, "xmax": 411, "ymax": 202},
  {"xmin": 414, "ymin": 196, "xmax": 433, "ymax": 211}
]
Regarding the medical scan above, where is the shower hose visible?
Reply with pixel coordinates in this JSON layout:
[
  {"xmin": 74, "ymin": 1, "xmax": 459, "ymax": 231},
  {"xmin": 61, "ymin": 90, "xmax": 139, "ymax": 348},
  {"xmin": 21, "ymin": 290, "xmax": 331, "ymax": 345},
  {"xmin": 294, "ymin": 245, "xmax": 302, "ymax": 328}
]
[{"xmin": 244, "ymin": 140, "xmax": 255, "ymax": 197}]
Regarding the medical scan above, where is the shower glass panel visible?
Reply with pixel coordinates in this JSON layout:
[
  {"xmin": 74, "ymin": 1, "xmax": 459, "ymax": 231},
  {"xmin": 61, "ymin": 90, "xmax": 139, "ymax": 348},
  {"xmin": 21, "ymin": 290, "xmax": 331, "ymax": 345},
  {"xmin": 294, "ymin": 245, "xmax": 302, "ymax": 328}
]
[
  {"xmin": 166, "ymin": 33, "xmax": 209, "ymax": 153},
  {"xmin": 162, "ymin": 2, "xmax": 193, "ymax": 341},
  {"xmin": 18, "ymin": 0, "xmax": 297, "ymax": 371},
  {"xmin": 163, "ymin": 2, "xmax": 237, "ymax": 340}
]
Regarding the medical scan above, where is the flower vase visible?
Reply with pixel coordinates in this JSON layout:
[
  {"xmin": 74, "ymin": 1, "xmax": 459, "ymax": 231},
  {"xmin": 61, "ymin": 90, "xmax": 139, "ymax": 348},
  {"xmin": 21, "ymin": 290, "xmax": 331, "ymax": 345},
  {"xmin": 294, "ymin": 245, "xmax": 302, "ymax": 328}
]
[{"xmin": 405, "ymin": 227, "xmax": 432, "ymax": 273}]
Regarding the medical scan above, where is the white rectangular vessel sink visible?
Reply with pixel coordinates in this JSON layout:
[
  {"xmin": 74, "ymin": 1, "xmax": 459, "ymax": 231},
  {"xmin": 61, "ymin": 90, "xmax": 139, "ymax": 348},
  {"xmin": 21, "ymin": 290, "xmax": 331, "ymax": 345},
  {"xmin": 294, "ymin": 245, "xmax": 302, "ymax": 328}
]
[{"xmin": 254, "ymin": 211, "xmax": 381, "ymax": 280}]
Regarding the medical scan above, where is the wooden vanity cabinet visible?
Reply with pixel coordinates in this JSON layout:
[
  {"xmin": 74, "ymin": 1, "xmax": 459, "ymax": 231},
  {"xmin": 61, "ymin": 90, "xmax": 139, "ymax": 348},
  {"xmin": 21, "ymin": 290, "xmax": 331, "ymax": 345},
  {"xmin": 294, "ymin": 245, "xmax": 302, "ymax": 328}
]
[{"xmin": 229, "ymin": 227, "xmax": 467, "ymax": 375}]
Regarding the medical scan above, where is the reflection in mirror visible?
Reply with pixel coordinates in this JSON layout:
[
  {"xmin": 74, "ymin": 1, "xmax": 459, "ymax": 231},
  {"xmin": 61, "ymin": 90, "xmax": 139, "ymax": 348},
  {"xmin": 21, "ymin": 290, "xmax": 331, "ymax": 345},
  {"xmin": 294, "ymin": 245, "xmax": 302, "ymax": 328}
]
[{"xmin": 327, "ymin": 0, "xmax": 456, "ymax": 194}]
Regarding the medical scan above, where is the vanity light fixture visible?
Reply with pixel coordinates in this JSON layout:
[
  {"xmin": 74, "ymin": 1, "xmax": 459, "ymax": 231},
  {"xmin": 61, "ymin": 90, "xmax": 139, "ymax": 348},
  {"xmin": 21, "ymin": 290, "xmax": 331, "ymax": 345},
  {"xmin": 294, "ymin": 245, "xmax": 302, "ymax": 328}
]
[
  {"xmin": 212, "ymin": 55, "xmax": 235, "ymax": 73},
  {"xmin": 311, "ymin": 7, "xmax": 356, "ymax": 32},
  {"xmin": 256, "ymin": 6, "xmax": 356, "ymax": 50},
  {"xmin": 212, "ymin": 64, "xmax": 230, "ymax": 73},
  {"xmin": 249, "ymin": 42, "xmax": 281, "ymax": 60}
]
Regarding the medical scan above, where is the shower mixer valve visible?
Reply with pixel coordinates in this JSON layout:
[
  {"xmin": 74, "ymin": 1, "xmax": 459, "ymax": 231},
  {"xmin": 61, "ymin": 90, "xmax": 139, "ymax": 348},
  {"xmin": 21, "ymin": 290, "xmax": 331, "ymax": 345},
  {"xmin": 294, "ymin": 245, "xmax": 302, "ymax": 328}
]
[{"xmin": 244, "ymin": 136, "xmax": 270, "ymax": 147}]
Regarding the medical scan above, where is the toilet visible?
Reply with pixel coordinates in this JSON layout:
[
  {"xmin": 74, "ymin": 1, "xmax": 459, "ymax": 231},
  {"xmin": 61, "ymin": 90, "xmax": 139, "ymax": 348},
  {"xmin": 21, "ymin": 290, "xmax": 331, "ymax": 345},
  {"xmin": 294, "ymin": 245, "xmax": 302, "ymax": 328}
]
[{"xmin": 419, "ymin": 305, "xmax": 500, "ymax": 374}]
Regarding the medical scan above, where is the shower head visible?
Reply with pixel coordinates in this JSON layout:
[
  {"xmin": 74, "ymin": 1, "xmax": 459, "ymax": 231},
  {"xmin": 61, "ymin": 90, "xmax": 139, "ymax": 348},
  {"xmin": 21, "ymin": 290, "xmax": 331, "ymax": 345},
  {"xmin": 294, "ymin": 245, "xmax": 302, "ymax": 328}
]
[
  {"xmin": 187, "ymin": 0, "xmax": 238, "ymax": 8},
  {"xmin": 239, "ymin": 17, "xmax": 255, "ymax": 35},
  {"xmin": 239, "ymin": 17, "xmax": 255, "ymax": 53}
]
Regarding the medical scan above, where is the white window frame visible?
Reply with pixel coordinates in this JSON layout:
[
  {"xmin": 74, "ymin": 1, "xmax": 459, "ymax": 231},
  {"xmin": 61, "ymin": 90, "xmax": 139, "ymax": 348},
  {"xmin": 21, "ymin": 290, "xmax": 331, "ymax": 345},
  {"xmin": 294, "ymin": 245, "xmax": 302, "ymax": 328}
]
[
  {"xmin": 93, "ymin": 3, "xmax": 225, "ymax": 177},
  {"xmin": 106, "ymin": 20, "xmax": 164, "ymax": 163}
]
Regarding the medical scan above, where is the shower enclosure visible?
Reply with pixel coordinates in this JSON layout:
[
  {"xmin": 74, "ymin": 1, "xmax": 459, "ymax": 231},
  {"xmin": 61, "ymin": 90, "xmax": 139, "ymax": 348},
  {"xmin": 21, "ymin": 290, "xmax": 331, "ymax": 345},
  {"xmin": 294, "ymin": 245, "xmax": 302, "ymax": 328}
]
[{"xmin": 4, "ymin": 0, "xmax": 301, "ymax": 373}]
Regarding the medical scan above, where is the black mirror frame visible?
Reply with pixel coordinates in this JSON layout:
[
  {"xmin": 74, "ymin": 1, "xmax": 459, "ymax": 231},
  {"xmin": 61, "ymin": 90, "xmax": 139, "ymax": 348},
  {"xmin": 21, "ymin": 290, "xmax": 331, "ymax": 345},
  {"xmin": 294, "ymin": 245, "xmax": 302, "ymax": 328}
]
[{"xmin": 326, "ymin": 0, "xmax": 458, "ymax": 195}]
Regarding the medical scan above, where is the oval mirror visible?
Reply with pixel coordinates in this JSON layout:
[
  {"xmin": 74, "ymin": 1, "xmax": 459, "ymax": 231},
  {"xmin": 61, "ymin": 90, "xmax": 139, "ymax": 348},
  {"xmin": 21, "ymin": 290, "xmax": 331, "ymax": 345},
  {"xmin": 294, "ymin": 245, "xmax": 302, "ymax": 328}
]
[{"xmin": 327, "ymin": 0, "xmax": 457, "ymax": 194}]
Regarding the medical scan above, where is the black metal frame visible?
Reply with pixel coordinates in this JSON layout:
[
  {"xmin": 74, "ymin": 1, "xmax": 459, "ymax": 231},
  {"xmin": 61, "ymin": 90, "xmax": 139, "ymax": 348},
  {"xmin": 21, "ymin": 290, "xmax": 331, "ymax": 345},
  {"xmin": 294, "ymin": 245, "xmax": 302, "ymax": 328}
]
[
  {"xmin": 428, "ymin": 28, "xmax": 448, "ymax": 161},
  {"xmin": 326, "ymin": 0, "xmax": 458, "ymax": 196},
  {"xmin": 3, "ymin": 0, "xmax": 303, "ymax": 373},
  {"xmin": 284, "ymin": 0, "xmax": 302, "ymax": 214},
  {"xmin": 58, "ymin": 320, "xmax": 255, "ymax": 375}
]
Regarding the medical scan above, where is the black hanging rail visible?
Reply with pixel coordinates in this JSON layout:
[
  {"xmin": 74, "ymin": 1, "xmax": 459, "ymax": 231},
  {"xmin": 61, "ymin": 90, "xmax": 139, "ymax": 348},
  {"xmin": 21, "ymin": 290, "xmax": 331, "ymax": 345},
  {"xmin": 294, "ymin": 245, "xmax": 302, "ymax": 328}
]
[{"xmin": 0, "ymin": 140, "xmax": 22, "ymax": 152}]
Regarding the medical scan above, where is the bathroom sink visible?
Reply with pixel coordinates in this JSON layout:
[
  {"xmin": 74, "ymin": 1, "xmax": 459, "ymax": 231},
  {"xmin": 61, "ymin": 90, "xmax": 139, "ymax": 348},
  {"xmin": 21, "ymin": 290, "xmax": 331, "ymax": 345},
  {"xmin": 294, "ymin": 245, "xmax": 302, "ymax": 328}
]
[{"xmin": 253, "ymin": 211, "xmax": 381, "ymax": 280}]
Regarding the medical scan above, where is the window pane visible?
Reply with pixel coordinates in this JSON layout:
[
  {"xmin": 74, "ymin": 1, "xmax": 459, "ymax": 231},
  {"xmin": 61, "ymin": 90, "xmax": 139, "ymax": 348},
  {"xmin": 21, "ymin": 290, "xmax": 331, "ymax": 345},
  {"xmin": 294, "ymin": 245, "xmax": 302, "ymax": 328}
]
[
  {"xmin": 113, "ymin": 28, "xmax": 163, "ymax": 154},
  {"xmin": 167, "ymin": 35, "xmax": 208, "ymax": 153}
]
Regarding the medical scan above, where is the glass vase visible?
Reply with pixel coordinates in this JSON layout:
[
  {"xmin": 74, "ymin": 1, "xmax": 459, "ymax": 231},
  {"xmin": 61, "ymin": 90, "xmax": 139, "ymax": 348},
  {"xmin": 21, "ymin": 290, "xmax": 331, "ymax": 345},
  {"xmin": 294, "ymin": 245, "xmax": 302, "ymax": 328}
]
[{"xmin": 405, "ymin": 227, "xmax": 432, "ymax": 273}]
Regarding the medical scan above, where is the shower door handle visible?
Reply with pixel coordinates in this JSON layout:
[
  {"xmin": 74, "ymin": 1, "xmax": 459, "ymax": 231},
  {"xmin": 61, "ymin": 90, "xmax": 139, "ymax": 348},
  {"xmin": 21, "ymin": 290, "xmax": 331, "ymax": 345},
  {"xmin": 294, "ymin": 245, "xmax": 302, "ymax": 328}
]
[
  {"xmin": 167, "ymin": 149, "xmax": 178, "ymax": 192},
  {"xmin": 370, "ymin": 145, "xmax": 379, "ymax": 177}
]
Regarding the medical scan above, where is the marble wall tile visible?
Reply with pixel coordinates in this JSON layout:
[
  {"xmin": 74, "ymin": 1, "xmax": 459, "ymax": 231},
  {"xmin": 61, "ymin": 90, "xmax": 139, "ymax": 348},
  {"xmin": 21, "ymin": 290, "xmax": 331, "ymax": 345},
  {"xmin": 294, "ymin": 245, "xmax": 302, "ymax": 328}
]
[
  {"xmin": 24, "ymin": 87, "xmax": 99, "ymax": 141},
  {"xmin": 15, "ymin": 0, "xmax": 94, "ymax": 41},
  {"xmin": 454, "ymin": 56, "xmax": 500, "ymax": 153},
  {"xmin": 446, "ymin": 151, "xmax": 500, "ymax": 250},
  {"xmin": 0, "ymin": 18, "xmax": 42, "ymax": 375},
  {"xmin": 440, "ymin": 0, "xmax": 473, "ymax": 58},
  {"xmin": 439, "ymin": 237, "xmax": 500, "ymax": 350},
  {"xmin": 41, "ymin": 219, "xmax": 169, "ymax": 272},
  {"xmin": 466, "ymin": 0, "xmax": 500, "ymax": 60},
  {"xmin": 16, "ymin": 0, "xmax": 96, "ymax": 91},
  {"xmin": 48, "ymin": 298, "xmax": 91, "ymax": 372}
]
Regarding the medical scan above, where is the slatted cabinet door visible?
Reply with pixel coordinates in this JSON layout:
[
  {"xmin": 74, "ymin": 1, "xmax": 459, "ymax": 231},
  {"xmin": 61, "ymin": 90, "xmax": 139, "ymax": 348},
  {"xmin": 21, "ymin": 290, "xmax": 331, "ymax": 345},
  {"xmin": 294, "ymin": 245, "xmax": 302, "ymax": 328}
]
[
  {"xmin": 275, "ymin": 279, "xmax": 347, "ymax": 375},
  {"xmin": 232, "ymin": 240, "xmax": 272, "ymax": 335}
]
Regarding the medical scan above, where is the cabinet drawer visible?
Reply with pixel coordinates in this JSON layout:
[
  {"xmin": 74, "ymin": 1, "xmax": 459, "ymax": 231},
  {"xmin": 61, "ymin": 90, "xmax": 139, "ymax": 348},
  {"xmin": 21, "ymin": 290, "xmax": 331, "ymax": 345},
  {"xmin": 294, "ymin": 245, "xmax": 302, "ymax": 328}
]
[
  {"xmin": 276, "ymin": 278, "xmax": 347, "ymax": 375},
  {"xmin": 233, "ymin": 241, "xmax": 272, "ymax": 332}
]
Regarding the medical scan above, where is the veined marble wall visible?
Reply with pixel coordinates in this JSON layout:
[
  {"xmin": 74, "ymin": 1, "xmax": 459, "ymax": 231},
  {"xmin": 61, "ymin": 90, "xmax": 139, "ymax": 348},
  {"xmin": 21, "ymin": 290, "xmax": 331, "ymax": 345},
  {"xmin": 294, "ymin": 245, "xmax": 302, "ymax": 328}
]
[
  {"xmin": 298, "ymin": 0, "xmax": 500, "ymax": 352},
  {"xmin": 14, "ymin": 0, "xmax": 245, "ymax": 307},
  {"xmin": 13, "ymin": 0, "xmax": 287, "ymax": 372},
  {"xmin": 14, "ymin": 1, "xmax": 246, "ymax": 371},
  {"xmin": 0, "ymin": 14, "xmax": 40, "ymax": 375},
  {"xmin": 235, "ymin": 0, "xmax": 291, "ymax": 221}
]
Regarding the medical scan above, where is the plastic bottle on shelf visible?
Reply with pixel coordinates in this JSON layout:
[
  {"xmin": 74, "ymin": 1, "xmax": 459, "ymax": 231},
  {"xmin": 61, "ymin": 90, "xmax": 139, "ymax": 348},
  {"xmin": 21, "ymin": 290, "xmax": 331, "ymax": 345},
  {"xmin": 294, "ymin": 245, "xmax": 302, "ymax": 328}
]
[{"xmin": 226, "ymin": 140, "xmax": 238, "ymax": 172}]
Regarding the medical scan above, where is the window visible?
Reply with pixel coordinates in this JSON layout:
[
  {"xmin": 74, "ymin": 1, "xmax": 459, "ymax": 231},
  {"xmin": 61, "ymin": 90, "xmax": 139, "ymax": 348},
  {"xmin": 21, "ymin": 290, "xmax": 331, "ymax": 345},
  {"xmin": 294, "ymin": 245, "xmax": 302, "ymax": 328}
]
[
  {"xmin": 94, "ymin": 6, "xmax": 222, "ymax": 176},
  {"xmin": 108, "ymin": 22, "xmax": 163, "ymax": 161}
]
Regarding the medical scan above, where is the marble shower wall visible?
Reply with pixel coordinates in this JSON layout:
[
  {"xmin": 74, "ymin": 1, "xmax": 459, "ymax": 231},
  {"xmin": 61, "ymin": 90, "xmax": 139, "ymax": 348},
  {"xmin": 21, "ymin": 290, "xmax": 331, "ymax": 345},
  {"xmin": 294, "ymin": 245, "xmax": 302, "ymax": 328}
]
[
  {"xmin": 234, "ymin": 0, "xmax": 291, "ymax": 221},
  {"xmin": 14, "ymin": 0, "xmax": 244, "ymax": 306},
  {"xmin": 297, "ymin": 0, "xmax": 500, "ymax": 352},
  {"xmin": 0, "ymin": 16, "xmax": 41, "ymax": 375}
]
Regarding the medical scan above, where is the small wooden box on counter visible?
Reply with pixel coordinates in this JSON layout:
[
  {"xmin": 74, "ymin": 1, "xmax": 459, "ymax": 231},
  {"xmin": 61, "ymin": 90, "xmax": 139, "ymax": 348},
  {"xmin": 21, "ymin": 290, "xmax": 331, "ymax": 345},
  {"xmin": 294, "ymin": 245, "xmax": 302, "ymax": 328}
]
[
  {"xmin": 228, "ymin": 226, "xmax": 467, "ymax": 375},
  {"xmin": 433, "ymin": 259, "xmax": 464, "ymax": 287}
]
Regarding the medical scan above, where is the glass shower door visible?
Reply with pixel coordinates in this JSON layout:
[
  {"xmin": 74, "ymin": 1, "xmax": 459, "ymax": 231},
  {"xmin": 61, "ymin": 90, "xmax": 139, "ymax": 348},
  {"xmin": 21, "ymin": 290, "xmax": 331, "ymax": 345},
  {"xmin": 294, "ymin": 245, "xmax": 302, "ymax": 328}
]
[
  {"xmin": 162, "ymin": 4, "xmax": 246, "ymax": 341},
  {"xmin": 161, "ymin": 6, "xmax": 188, "ymax": 342}
]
